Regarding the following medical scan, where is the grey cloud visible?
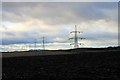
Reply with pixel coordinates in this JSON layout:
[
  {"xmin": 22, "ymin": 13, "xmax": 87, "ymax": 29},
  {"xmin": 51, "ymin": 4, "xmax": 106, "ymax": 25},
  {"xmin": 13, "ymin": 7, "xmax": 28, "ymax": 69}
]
[
  {"xmin": 3, "ymin": 32, "xmax": 16, "ymax": 36},
  {"xmin": 2, "ymin": 2, "xmax": 118, "ymax": 25},
  {"xmin": 1, "ymin": 2, "xmax": 118, "ymax": 46},
  {"xmin": 82, "ymin": 32, "xmax": 118, "ymax": 40},
  {"xmin": 1, "ymin": 25, "xmax": 8, "ymax": 30},
  {"xmin": 1, "ymin": 28, "xmax": 69, "ymax": 45},
  {"xmin": 2, "ymin": 0, "xmax": 119, "ymax": 2},
  {"xmin": 1, "ymin": 27, "xmax": 117, "ymax": 45}
]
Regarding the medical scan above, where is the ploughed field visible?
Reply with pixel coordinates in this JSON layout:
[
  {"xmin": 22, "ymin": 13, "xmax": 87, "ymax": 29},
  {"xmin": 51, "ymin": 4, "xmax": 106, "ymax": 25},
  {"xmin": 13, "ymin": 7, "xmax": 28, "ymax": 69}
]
[{"xmin": 2, "ymin": 48, "xmax": 120, "ymax": 79}]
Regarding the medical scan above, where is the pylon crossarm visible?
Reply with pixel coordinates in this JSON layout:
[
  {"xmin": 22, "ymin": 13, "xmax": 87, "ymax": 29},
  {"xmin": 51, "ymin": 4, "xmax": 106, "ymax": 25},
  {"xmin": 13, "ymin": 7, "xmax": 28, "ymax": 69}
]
[
  {"xmin": 70, "ymin": 31, "xmax": 81, "ymax": 33},
  {"xmin": 69, "ymin": 37, "xmax": 74, "ymax": 40},
  {"xmin": 79, "ymin": 43, "xmax": 84, "ymax": 45},
  {"xmin": 69, "ymin": 25, "xmax": 85, "ymax": 48},
  {"xmin": 70, "ymin": 43, "xmax": 74, "ymax": 45},
  {"xmin": 70, "ymin": 31, "xmax": 75, "ymax": 33},
  {"xmin": 78, "ymin": 38, "xmax": 85, "ymax": 40}
]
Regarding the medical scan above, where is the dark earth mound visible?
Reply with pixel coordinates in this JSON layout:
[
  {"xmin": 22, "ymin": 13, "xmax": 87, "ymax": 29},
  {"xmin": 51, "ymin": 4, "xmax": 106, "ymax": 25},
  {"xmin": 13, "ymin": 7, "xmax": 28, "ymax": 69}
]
[{"xmin": 2, "ymin": 47, "xmax": 120, "ymax": 79}]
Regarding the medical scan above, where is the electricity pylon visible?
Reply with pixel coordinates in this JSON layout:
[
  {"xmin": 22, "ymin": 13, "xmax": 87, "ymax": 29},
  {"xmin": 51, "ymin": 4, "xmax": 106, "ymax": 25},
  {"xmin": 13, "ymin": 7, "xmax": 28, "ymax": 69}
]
[
  {"xmin": 34, "ymin": 39, "xmax": 37, "ymax": 50},
  {"xmin": 42, "ymin": 36, "xmax": 45, "ymax": 50},
  {"xmin": 34, "ymin": 37, "xmax": 45, "ymax": 50},
  {"xmin": 69, "ymin": 25, "xmax": 85, "ymax": 48}
]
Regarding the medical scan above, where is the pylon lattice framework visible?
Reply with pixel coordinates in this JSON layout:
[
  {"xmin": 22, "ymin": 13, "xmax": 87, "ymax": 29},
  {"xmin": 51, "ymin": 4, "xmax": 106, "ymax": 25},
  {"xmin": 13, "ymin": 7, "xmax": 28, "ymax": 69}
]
[{"xmin": 69, "ymin": 25, "xmax": 85, "ymax": 48}]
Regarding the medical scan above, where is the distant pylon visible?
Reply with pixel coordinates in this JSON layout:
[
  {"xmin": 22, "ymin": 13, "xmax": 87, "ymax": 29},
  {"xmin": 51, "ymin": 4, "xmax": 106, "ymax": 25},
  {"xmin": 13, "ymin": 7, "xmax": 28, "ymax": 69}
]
[
  {"xmin": 69, "ymin": 25, "xmax": 85, "ymax": 48},
  {"xmin": 34, "ymin": 39, "xmax": 37, "ymax": 50},
  {"xmin": 42, "ymin": 36, "xmax": 45, "ymax": 50}
]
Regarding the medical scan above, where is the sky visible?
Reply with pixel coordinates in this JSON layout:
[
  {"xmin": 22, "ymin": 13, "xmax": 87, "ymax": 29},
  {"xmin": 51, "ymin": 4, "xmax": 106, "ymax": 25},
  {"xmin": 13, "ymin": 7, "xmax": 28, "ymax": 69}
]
[
  {"xmin": 1, "ymin": 2, "xmax": 119, "ymax": 51},
  {"xmin": 2, "ymin": 0, "xmax": 120, "ymax": 2}
]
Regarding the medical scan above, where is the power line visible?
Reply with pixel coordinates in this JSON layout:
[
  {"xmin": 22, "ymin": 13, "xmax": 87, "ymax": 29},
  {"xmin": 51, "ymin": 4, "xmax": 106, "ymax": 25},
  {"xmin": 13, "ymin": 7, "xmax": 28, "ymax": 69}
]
[{"xmin": 69, "ymin": 25, "xmax": 85, "ymax": 48}]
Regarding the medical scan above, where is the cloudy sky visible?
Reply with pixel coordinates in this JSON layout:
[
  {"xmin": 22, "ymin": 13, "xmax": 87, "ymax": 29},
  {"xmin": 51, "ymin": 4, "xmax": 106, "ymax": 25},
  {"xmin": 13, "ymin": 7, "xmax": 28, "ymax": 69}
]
[
  {"xmin": 1, "ymin": 2, "xmax": 119, "ymax": 50},
  {"xmin": 2, "ymin": 0, "xmax": 120, "ymax": 2}
]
